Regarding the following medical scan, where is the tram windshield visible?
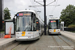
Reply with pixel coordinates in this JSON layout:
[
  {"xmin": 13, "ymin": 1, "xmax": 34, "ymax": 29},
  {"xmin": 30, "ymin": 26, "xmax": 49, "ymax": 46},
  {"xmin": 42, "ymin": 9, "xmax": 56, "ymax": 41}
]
[
  {"xmin": 50, "ymin": 21, "xmax": 57, "ymax": 29},
  {"xmin": 16, "ymin": 13, "xmax": 32, "ymax": 31},
  {"xmin": 49, "ymin": 20, "xmax": 60, "ymax": 29}
]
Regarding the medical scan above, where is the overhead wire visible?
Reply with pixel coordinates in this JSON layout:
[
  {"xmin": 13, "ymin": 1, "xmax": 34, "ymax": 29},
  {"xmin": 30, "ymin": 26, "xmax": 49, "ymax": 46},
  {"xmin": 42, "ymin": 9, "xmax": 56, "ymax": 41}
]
[
  {"xmin": 29, "ymin": 0, "xmax": 44, "ymax": 21},
  {"xmin": 29, "ymin": 0, "xmax": 40, "ymax": 11},
  {"xmin": 48, "ymin": 0, "xmax": 58, "ymax": 21},
  {"xmin": 50, "ymin": 0, "xmax": 58, "ymax": 14}
]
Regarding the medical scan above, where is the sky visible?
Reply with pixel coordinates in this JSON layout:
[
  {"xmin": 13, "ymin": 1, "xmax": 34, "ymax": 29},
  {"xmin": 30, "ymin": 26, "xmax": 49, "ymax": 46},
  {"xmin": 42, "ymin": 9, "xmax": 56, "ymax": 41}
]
[{"xmin": 4, "ymin": 0, "xmax": 75, "ymax": 23}]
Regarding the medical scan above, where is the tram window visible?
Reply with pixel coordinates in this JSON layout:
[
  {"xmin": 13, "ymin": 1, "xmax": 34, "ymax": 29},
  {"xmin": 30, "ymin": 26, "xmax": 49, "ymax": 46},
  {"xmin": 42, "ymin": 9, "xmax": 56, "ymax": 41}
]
[
  {"xmin": 56, "ymin": 20, "xmax": 58, "ymax": 29},
  {"xmin": 49, "ymin": 22, "xmax": 51, "ymax": 29},
  {"xmin": 33, "ymin": 14, "xmax": 35, "ymax": 23},
  {"xmin": 49, "ymin": 20, "xmax": 57, "ymax": 29},
  {"xmin": 49, "ymin": 20, "xmax": 60, "ymax": 29},
  {"xmin": 32, "ymin": 13, "xmax": 36, "ymax": 31},
  {"xmin": 36, "ymin": 18, "xmax": 40, "ymax": 30},
  {"xmin": 16, "ymin": 15, "xmax": 32, "ymax": 31}
]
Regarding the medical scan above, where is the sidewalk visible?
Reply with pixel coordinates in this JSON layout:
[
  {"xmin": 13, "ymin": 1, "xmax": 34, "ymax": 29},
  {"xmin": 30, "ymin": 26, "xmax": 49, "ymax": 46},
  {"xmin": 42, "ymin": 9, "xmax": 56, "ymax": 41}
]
[
  {"xmin": 0, "ymin": 38, "xmax": 15, "ymax": 50},
  {"xmin": 60, "ymin": 31, "xmax": 75, "ymax": 42},
  {"xmin": 0, "ymin": 33, "xmax": 16, "ymax": 50}
]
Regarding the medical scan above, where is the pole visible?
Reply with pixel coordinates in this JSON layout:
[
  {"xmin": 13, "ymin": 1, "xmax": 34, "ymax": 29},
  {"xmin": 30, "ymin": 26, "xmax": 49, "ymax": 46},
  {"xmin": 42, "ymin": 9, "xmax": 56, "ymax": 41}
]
[
  {"xmin": 0, "ymin": 0, "xmax": 2, "ymax": 29},
  {"xmin": 31, "ymin": 0, "xmax": 57, "ymax": 35},
  {"xmin": 44, "ymin": 0, "xmax": 46, "ymax": 35}
]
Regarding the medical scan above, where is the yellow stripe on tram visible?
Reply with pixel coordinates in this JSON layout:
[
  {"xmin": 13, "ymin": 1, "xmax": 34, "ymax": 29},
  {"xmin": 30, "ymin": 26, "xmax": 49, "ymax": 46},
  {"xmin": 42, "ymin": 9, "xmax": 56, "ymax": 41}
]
[
  {"xmin": 22, "ymin": 31, "xmax": 26, "ymax": 36},
  {"xmin": 54, "ymin": 29, "xmax": 56, "ymax": 32}
]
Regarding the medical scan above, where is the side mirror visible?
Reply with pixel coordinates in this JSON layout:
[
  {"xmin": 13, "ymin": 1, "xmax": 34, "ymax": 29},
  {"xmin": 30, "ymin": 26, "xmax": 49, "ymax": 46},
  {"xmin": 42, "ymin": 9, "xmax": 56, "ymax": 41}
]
[{"xmin": 13, "ymin": 18, "xmax": 15, "ymax": 24}]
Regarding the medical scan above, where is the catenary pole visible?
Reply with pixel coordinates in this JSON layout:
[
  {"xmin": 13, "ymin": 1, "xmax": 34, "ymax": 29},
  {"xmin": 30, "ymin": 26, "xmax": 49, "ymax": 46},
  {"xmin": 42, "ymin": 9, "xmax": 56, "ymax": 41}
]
[
  {"xmin": 29, "ymin": 0, "xmax": 57, "ymax": 35},
  {"xmin": 44, "ymin": 0, "xmax": 46, "ymax": 35}
]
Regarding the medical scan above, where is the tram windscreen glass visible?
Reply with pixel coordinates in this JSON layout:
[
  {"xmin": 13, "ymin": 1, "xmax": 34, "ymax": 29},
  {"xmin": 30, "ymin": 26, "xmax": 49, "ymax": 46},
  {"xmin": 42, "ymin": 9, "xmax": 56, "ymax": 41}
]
[
  {"xmin": 16, "ymin": 13, "xmax": 32, "ymax": 31},
  {"xmin": 50, "ymin": 20, "xmax": 58, "ymax": 29}
]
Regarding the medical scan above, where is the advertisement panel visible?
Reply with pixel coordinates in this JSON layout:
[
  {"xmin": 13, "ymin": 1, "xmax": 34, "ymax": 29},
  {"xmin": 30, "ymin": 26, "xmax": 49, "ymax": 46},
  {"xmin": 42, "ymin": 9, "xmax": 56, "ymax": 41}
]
[{"xmin": 5, "ymin": 22, "xmax": 14, "ymax": 35}]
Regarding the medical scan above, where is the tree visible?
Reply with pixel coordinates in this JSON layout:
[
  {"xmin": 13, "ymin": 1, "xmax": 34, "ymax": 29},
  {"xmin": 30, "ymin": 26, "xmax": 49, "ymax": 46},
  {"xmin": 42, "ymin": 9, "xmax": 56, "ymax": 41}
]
[
  {"xmin": 4, "ymin": 7, "xmax": 11, "ymax": 20},
  {"xmin": 60, "ymin": 4, "xmax": 75, "ymax": 26}
]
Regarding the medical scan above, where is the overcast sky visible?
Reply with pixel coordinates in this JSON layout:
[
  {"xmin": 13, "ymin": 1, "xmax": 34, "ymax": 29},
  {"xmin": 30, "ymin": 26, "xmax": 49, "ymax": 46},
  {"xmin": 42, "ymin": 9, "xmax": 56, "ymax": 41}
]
[{"xmin": 4, "ymin": 0, "xmax": 75, "ymax": 23}]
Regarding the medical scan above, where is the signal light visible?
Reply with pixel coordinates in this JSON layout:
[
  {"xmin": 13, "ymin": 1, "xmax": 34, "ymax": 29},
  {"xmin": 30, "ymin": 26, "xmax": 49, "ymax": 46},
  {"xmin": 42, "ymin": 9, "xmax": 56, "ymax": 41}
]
[
  {"xmin": 17, "ymin": 13, "xmax": 23, "ymax": 16},
  {"xmin": 2, "ymin": 21, "xmax": 4, "ymax": 23},
  {"xmin": 24, "ymin": 14, "xmax": 30, "ymax": 15},
  {"xmin": 36, "ymin": 22, "xmax": 38, "ymax": 23},
  {"xmin": 19, "ymin": 13, "xmax": 23, "ymax": 16},
  {"xmin": 51, "ymin": 21, "xmax": 56, "ymax": 22}
]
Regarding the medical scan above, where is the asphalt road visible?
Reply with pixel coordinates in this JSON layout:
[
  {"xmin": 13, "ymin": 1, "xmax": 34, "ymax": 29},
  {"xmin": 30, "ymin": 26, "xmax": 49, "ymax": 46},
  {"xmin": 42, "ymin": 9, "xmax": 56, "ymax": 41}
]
[{"xmin": 4, "ymin": 35, "xmax": 75, "ymax": 50}]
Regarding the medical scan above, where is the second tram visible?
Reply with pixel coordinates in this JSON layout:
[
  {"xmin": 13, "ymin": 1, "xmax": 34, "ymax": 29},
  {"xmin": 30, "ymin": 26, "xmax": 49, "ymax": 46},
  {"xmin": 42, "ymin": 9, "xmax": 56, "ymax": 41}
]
[{"xmin": 48, "ymin": 18, "xmax": 60, "ymax": 34}]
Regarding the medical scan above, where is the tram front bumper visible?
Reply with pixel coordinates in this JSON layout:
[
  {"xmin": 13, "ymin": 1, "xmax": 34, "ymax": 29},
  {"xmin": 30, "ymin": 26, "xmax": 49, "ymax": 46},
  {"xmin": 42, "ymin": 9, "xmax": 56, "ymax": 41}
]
[{"xmin": 16, "ymin": 36, "xmax": 40, "ymax": 41}]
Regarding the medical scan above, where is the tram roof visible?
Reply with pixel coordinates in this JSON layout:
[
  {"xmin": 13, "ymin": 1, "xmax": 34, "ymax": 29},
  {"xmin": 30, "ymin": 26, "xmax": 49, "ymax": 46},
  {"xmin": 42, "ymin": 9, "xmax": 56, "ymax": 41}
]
[
  {"xmin": 16, "ymin": 10, "xmax": 44, "ymax": 25},
  {"xmin": 17, "ymin": 10, "xmax": 36, "ymax": 14},
  {"xmin": 49, "ymin": 18, "xmax": 59, "ymax": 20}
]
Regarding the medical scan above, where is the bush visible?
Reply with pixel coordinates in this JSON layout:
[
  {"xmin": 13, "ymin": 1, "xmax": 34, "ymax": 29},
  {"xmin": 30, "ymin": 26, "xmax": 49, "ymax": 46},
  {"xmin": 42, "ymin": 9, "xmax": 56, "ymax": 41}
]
[{"xmin": 68, "ymin": 25, "xmax": 75, "ymax": 28}]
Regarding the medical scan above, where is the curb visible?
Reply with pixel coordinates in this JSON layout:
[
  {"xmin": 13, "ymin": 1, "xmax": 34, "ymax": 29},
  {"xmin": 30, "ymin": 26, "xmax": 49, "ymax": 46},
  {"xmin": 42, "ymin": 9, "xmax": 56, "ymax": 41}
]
[
  {"xmin": 60, "ymin": 31, "xmax": 75, "ymax": 48},
  {"xmin": 0, "ymin": 38, "xmax": 16, "ymax": 50},
  {"xmin": 60, "ymin": 31, "xmax": 75, "ymax": 43}
]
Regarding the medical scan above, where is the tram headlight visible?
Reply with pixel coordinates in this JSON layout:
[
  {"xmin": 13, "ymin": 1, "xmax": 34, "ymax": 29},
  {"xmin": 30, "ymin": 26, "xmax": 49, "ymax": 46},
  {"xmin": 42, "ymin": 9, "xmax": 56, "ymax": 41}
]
[
  {"xmin": 28, "ymin": 33, "xmax": 30, "ymax": 34},
  {"xmin": 16, "ymin": 33, "xmax": 19, "ymax": 34},
  {"xmin": 28, "ymin": 32, "xmax": 33, "ymax": 34}
]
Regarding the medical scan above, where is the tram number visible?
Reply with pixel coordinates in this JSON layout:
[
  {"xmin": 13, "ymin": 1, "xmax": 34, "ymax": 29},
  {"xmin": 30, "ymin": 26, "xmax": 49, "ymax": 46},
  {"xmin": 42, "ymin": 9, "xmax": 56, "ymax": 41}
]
[
  {"xmin": 54, "ymin": 29, "xmax": 56, "ymax": 32},
  {"xmin": 22, "ymin": 31, "xmax": 25, "ymax": 36}
]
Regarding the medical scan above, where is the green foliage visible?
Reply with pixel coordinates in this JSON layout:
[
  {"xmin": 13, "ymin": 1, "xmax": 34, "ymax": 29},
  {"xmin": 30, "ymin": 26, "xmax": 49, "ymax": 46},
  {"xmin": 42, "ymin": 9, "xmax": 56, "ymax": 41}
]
[
  {"xmin": 68, "ymin": 25, "xmax": 75, "ymax": 28},
  {"xmin": 4, "ymin": 7, "xmax": 11, "ymax": 20},
  {"xmin": 60, "ymin": 4, "xmax": 75, "ymax": 26},
  {"xmin": 3, "ymin": 7, "xmax": 11, "ymax": 31}
]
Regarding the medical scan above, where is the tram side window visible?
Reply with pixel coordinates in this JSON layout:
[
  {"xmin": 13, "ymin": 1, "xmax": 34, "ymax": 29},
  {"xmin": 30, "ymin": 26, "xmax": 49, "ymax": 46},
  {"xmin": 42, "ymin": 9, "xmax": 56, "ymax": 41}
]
[
  {"xmin": 56, "ymin": 20, "xmax": 60, "ymax": 29},
  {"xmin": 33, "ymin": 14, "xmax": 36, "ymax": 31},
  {"xmin": 16, "ymin": 17, "xmax": 20, "ymax": 31},
  {"xmin": 49, "ymin": 22, "xmax": 51, "ymax": 29},
  {"xmin": 36, "ymin": 18, "xmax": 40, "ymax": 30}
]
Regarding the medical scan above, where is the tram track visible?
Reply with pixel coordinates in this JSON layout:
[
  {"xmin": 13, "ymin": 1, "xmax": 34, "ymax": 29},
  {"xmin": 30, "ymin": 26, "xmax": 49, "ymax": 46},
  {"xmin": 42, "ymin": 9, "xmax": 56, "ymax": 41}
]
[
  {"xmin": 4, "ymin": 41, "xmax": 20, "ymax": 50},
  {"xmin": 11, "ymin": 42, "xmax": 32, "ymax": 50},
  {"xmin": 51, "ymin": 35, "xmax": 75, "ymax": 50},
  {"xmin": 52, "ymin": 36, "xmax": 61, "ymax": 50},
  {"xmin": 58, "ymin": 36, "xmax": 75, "ymax": 50},
  {"xmin": 11, "ymin": 42, "xmax": 20, "ymax": 50},
  {"xmin": 11, "ymin": 40, "xmax": 38, "ymax": 50},
  {"xmin": 25, "ymin": 44, "xmax": 31, "ymax": 50},
  {"xmin": 4, "ymin": 35, "xmax": 75, "ymax": 50}
]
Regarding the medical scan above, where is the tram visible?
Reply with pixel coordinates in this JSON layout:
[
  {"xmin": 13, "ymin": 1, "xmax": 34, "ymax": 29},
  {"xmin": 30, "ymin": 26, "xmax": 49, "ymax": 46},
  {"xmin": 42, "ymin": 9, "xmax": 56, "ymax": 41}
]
[
  {"xmin": 48, "ymin": 18, "xmax": 60, "ymax": 34},
  {"xmin": 14, "ymin": 10, "xmax": 44, "ymax": 41}
]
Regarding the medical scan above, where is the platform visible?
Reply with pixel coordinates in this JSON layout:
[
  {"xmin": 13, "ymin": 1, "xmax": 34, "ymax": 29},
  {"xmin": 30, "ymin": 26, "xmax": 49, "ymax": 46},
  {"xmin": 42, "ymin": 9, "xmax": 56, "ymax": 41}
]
[
  {"xmin": 0, "ymin": 38, "xmax": 15, "ymax": 50},
  {"xmin": 60, "ymin": 31, "xmax": 75, "ymax": 43}
]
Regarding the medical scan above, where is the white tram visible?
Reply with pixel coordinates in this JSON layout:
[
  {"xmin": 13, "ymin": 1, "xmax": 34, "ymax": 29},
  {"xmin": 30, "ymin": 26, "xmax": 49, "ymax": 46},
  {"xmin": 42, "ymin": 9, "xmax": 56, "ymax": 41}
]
[
  {"xmin": 48, "ymin": 18, "xmax": 60, "ymax": 34},
  {"xmin": 14, "ymin": 10, "xmax": 44, "ymax": 41}
]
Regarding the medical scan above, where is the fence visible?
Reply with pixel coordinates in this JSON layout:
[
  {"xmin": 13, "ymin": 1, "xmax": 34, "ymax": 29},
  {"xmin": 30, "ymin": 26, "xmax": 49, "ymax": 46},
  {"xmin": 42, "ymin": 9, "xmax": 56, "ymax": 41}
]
[{"xmin": 64, "ymin": 28, "xmax": 75, "ymax": 31}]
